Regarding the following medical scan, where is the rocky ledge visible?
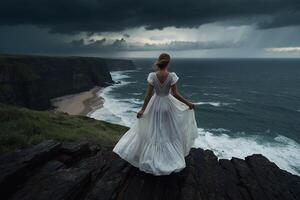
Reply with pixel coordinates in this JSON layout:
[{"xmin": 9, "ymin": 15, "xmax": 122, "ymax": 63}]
[{"xmin": 0, "ymin": 140, "xmax": 299, "ymax": 200}]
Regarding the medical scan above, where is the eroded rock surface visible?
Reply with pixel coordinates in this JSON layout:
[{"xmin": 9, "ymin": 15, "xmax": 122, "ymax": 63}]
[{"xmin": 0, "ymin": 140, "xmax": 299, "ymax": 200}]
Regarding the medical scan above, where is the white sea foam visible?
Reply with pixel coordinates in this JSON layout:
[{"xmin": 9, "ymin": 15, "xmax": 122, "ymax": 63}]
[
  {"xmin": 232, "ymin": 98, "xmax": 242, "ymax": 102},
  {"xmin": 194, "ymin": 102, "xmax": 235, "ymax": 107},
  {"xmin": 89, "ymin": 70, "xmax": 141, "ymax": 126},
  {"xmin": 131, "ymin": 92, "xmax": 143, "ymax": 96},
  {"xmin": 123, "ymin": 98, "xmax": 144, "ymax": 105},
  {"xmin": 193, "ymin": 128, "xmax": 300, "ymax": 176},
  {"xmin": 89, "ymin": 70, "xmax": 300, "ymax": 176}
]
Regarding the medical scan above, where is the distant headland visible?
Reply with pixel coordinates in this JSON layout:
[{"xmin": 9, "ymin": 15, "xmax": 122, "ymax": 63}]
[{"xmin": 0, "ymin": 54, "xmax": 135, "ymax": 110}]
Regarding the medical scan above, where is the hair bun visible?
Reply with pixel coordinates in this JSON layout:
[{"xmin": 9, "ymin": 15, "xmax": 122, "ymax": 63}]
[
  {"xmin": 155, "ymin": 53, "xmax": 171, "ymax": 69},
  {"xmin": 155, "ymin": 58, "xmax": 169, "ymax": 65}
]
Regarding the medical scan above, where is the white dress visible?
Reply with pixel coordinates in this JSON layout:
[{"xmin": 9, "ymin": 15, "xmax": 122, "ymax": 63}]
[{"xmin": 112, "ymin": 71, "xmax": 199, "ymax": 176}]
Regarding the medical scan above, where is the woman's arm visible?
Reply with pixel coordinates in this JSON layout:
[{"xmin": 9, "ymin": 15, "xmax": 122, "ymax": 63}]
[
  {"xmin": 171, "ymin": 84, "xmax": 194, "ymax": 109},
  {"xmin": 137, "ymin": 83, "xmax": 154, "ymax": 118}
]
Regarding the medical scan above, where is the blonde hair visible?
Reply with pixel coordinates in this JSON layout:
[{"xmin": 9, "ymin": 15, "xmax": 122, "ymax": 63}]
[{"xmin": 154, "ymin": 53, "xmax": 171, "ymax": 69}]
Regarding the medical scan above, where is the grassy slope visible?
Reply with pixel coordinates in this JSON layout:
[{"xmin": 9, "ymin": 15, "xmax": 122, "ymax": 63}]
[{"xmin": 0, "ymin": 103, "xmax": 129, "ymax": 153}]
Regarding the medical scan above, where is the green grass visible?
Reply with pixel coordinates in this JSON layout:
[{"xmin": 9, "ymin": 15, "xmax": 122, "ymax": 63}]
[{"xmin": 0, "ymin": 103, "xmax": 129, "ymax": 153}]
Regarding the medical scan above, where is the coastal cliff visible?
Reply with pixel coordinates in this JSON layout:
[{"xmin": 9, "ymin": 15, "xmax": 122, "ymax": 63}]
[
  {"xmin": 0, "ymin": 54, "xmax": 135, "ymax": 110},
  {"xmin": 0, "ymin": 105, "xmax": 299, "ymax": 200}
]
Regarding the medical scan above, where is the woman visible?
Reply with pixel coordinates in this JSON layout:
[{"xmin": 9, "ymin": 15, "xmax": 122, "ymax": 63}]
[{"xmin": 113, "ymin": 53, "xmax": 199, "ymax": 176}]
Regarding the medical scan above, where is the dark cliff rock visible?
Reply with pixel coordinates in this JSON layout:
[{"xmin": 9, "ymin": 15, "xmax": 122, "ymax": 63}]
[
  {"xmin": 0, "ymin": 54, "xmax": 135, "ymax": 110},
  {"xmin": 1, "ymin": 140, "xmax": 299, "ymax": 200}
]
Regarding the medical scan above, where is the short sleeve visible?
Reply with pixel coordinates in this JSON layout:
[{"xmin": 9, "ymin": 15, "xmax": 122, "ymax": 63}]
[
  {"xmin": 147, "ymin": 72, "xmax": 154, "ymax": 85},
  {"xmin": 170, "ymin": 72, "xmax": 179, "ymax": 85}
]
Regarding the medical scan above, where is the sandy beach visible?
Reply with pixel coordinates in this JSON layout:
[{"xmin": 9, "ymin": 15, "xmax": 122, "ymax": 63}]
[{"xmin": 51, "ymin": 86, "xmax": 103, "ymax": 116}]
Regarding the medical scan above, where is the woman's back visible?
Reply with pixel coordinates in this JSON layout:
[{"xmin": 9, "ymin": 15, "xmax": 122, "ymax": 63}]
[{"xmin": 147, "ymin": 72, "xmax": 179, "ymax": 96}]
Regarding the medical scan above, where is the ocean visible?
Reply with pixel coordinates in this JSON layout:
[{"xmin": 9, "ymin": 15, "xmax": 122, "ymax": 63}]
[{"xmin": 89, "ymin": 58, "xmax": 300, "ymax": 175}]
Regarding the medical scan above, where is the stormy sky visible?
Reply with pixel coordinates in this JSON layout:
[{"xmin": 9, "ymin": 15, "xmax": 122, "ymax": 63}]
[{"xmin": 0, "ymin": 0, "xmax": 300, "ymax": 58}]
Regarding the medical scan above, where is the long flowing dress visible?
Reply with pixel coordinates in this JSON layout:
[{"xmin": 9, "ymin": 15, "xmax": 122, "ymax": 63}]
[{"xmin": 112, "ymin": 71, "xmax": 199, "ymax": 176}]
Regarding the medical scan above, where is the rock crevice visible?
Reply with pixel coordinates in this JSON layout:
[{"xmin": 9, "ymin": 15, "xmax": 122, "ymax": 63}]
[{"xmin": 0, "ymin": 140, "xmax": 299, "ymax": 200}]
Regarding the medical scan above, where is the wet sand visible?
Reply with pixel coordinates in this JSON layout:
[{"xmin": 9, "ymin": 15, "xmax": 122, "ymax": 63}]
[{"xmin": 51, "ymin": 86, "xmax": 103, "ymax": 116}]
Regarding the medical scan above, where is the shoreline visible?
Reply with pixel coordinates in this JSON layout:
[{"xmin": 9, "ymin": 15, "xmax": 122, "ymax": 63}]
[{"xmin": 51, "ymin": 86, "xmax": 103, "ymax": 116}]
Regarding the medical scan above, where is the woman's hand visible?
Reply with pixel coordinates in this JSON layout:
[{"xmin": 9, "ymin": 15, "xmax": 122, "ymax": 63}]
[
  {"xmin": 187, "ymin": 102, "xmax": 195, "ymax": 110},
  {"xmin": 137, "ymin": 109, "xmax": 145, "ymax": 118}
]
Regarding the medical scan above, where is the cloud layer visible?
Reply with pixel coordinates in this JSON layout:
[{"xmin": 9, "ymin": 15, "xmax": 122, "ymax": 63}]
[
  {"xmin": 265, "ymin": 47, "xmax": 300, "ymax": 53},
  {"xmin": 69, "ymin": 37, "xmax": 243, "ymax": 52},
  {"xmin": 1, "ymin": 0, "xmax": 299, "ymax": 34}
]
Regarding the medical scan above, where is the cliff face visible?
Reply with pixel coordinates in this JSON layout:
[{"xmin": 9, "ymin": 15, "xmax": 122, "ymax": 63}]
[
  {"xmin": 0, "ymin": 54, "xmax": 135, "ymax": 109},
  {"xmin": 0, "ymin": 140, "xmax": 299, "ymax": 200}
]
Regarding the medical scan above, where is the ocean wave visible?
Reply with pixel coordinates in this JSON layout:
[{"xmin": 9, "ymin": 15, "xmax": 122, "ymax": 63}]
[
  {"xmin": 232, "ymin": 98, "xmax": 242, "ymax": 102},
  {"xmin": 131, "ymin": 92, "xmax": 143, "ymax": 96},
  {"xmin": 89, "ymin": 70, "xmax": 140, "ymax": 126},
  {"xmin": 123, "ymin": 98, "xmax": 144, "ymax": 105},
  {"xmin": 203, "ymin": 93, "xmax": 229, "ymax": 97},
  {"xmin": 181, "ymin": 84, "xmax": 202, "ymax": 89},
  {"xmin": 89, "ymin": 70, "xmax": 300, "ymax": 176},
  {"xmin": 193, "ymin": 128, "xmax": 300, "ymax": 176},
  {"xmin": 194, "ymin": 102, "xmax": 235, "ymax": 107}
]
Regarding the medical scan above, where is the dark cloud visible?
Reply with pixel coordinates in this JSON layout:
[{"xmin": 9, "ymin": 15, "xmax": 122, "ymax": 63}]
[
  {"xmin": 257, "ymin": 11, "xmax": 300, "ymax": 29},
  {"xmin": 67, "ymin": 38, "xmax": 129, "ymax": 53},
  {"xmin": 112, "ymin": 38, "xmax": 126, "ymax": 47},
  {"xmin": 144, "ymin": 40, "xmax": 242, "ymax": 51},
  {"xmin": 68, "ymin": 37, "xmax": 241, "ymax": 53},
  {"xmin": 2, "ymin": 23, "xmax": 300, "ymax": 56},
  {"xmin": 70, "ymin": 38, "xmax": 84, "ymax": 46},
  {"xmin": 88, "ymin": 38, "xmax": 106, "ymax": 47},
  {"xmin": 0, "ymin": 0, "xmax": 299, "ymax": 34}
]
